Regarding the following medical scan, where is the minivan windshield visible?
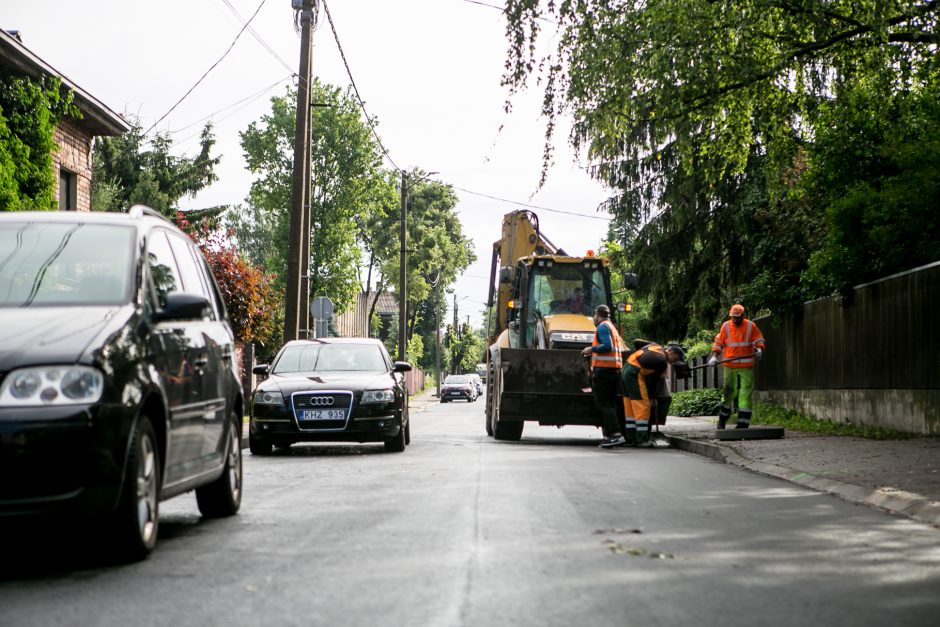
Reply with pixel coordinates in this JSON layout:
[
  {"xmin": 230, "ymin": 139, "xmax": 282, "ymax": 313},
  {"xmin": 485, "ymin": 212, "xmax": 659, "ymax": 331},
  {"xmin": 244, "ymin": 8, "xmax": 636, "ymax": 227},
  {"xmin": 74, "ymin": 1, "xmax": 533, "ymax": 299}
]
[{"xmin": 0, "ymin": 222, "xmax": 134, "ymax": 307}]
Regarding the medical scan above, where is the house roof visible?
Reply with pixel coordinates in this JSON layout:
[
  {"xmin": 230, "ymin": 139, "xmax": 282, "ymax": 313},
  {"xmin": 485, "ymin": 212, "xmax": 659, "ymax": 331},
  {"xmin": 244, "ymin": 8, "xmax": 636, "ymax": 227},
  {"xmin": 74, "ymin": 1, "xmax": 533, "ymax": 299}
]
[
  {"xmin": 0, "ymin": 29, "xmax": 130, "ymax": 136},
  {"xmin": 369, "ymin": 291, "xmax": 398, "ymax": 315}
]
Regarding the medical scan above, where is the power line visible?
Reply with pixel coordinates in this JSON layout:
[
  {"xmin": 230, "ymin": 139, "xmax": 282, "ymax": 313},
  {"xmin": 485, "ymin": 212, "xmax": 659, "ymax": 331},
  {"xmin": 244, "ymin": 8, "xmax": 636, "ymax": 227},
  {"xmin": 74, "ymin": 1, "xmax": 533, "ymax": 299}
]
[
  {"xmin": 321, "ymin": 0, "xmax": 400, "ymax": 173},
  {"xmin": 461, "ymin": 0, "xmax": 557, "ymax": 24},
  {"xmin": 219, "ymin": 0, "xmax": 296, "ymax": 75},
  {"xmin": 169, "ymin": 76, "xmax": 292, "ymax": 137},
  {"xmin": 452, "ymin": 185, "xmax": 610, "ymax": 220},
  {"xmin": 172, "ymin": 76, "xmax": 292, "ymax": 147},
  {"xmin": 144, "ymin": 0, "xmax": 268, "ymax": 137}
]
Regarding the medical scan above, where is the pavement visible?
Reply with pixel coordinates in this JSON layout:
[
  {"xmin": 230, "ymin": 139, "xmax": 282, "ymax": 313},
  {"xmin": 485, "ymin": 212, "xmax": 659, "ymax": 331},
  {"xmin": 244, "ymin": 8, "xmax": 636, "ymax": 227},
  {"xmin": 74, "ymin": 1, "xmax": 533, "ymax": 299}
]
[
  {"xmin": 658, "ymin": 415, "xmax": 940, "ymax": 529},
  {"xmin": 410, "ymin": 389, "xmax": 940, "ymax": 529}
]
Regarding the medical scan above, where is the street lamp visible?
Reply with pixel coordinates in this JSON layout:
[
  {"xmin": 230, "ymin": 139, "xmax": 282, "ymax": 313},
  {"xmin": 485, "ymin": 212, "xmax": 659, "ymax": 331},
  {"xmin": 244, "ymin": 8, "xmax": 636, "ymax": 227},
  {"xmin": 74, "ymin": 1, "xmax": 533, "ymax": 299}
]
[{"xmin": 398, "ymin": 170, "xmax": 439, "ymax": 363}]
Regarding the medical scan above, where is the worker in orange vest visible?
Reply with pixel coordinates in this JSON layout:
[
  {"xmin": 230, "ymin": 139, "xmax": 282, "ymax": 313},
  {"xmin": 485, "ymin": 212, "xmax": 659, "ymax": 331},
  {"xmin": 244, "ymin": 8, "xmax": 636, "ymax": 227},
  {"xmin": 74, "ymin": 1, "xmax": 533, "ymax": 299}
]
[
  {"xmin": 709, "ymin": 304, "xmax": 765, "ymax": 429},
  {"xmin": 580, "ymin": 305, "xmax": 627, "ymax": 448},
  {"xmin": 621, "ymin": 341, "xmax": 685, "ymax": 446}
]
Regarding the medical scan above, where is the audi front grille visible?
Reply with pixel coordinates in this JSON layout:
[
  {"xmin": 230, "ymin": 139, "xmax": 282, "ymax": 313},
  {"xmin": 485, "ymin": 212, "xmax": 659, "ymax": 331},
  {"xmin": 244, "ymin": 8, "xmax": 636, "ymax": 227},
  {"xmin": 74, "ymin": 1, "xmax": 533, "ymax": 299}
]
[{"xmin": 290, "ymin": 390, "xmax": 354, "ymax": 431}]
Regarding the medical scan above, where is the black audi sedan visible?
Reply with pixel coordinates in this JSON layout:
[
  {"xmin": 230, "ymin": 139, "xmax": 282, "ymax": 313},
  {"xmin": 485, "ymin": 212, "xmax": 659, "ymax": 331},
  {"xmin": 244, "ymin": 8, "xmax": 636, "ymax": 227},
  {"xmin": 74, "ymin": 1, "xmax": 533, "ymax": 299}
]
[
  {"xmin": 0, "ymin": 208, "xmax": 244, "ymax": 561},
  {"xmin": 249, "ymin": 338, "xmax": 412, "ymax": 454}
]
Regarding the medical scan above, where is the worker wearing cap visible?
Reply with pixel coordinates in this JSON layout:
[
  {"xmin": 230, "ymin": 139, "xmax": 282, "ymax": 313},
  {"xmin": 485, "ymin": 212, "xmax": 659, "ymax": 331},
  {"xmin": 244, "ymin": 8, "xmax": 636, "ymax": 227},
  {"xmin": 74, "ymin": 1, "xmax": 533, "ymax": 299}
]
[
  {"xmin": 580, "ymin": 305, "xmax": 627, "ymax": 448},
  {"xmin": 709, "ymin": 304, "xmax": 766, "ymax": 429},
  {"xmin": 621, "ymin": 341, "xmax": 685, "ymax": 446}
]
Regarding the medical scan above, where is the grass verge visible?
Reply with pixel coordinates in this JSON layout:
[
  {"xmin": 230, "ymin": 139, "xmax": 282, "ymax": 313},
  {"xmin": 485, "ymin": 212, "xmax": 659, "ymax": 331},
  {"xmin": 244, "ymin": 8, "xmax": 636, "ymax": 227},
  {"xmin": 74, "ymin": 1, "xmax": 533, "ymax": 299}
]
[{"xmin": 670, "ymin": 390, "xmax": 916, "ymax": 439}]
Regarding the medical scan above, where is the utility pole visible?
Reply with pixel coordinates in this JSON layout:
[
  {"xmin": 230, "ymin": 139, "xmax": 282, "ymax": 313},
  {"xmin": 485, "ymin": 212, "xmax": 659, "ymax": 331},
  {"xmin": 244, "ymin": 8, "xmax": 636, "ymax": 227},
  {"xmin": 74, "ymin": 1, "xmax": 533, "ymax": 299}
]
[
  {"xmin": 300, "ymin": 100, "xmax": 312, "ymax": 339},
  {"xmin": 398, "ymin": 171, "xmax": 407, "ymax": 362},
  {"xmin": 433, "ymin": 270, "xmax": 442, "ymax": 398},
  {"xmin": 283, "ymin": 0, "xmax": 314, "ymax": 343}
]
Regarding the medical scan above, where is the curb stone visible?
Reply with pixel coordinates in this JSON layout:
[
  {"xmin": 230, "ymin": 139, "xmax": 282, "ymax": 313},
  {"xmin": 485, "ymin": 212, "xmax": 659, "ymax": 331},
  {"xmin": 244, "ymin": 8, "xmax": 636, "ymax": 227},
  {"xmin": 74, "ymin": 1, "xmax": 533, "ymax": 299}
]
[{"xmin": 666, "ymin": 434, "xmax": 940, "ymax": 530}]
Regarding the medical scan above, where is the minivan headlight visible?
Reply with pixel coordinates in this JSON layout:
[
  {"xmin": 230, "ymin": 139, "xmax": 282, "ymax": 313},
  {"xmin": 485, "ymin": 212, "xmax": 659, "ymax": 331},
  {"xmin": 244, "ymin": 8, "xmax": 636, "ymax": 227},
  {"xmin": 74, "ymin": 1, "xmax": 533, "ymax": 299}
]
[
  {"xmin": 361, "ymin": 389, "xmax": 395, "ymax": 404},
  {"xmin": 0, "ymin": 366, "xmax": 104, "ymax": 406}
]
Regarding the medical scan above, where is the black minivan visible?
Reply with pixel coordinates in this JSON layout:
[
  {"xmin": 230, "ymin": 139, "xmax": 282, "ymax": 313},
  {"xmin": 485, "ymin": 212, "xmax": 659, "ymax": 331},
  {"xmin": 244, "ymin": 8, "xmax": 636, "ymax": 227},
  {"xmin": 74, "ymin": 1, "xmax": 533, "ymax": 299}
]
[{"xmin": 0, "ymin": 207, "xmax": 244, "ymax": 560}]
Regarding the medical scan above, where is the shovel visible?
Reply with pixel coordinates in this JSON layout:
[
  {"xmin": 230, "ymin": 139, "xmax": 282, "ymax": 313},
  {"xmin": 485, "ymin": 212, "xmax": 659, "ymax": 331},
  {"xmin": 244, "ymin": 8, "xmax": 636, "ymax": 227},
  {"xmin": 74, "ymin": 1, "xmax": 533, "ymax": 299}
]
[
  {"xmin": 581, "ymin": 354, "xmax": 593, "ymax": 394},
  {"xmin": 686, "ymin": 352, "xmax": 758, "ymax": 372}
]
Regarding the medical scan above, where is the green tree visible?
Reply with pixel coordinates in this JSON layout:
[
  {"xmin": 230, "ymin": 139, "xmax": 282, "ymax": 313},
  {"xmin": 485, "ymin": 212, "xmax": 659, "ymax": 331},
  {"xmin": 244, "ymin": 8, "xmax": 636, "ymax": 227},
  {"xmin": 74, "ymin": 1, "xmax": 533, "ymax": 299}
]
[
  {"xmin": 802, "ymin": 86, "xmax": 940, "ymax": 295},
  {"xmin": 0, "ymin": 71, "xmax": 79, "ymax": 210},
  {"xmin": 504, "ymin": 0, "xmax": 940, "ymax": 337},
  {"xmin": 233, "ymin": 81, "xmax": 388, "ymax": 314},
  {"xmin": 379, "ymin": 176, "xmax": 476, "ymax": 366},
  {"xmin": 443, "ymin": 322, "xmax": 485, "ymax": 376},
  {"xmin": 355, "ymin": 170, "xmax": 401, "ymax": 327},
  {"xmin": 92, "ymin": 118, "xmax": 219, "ymax": 214}
]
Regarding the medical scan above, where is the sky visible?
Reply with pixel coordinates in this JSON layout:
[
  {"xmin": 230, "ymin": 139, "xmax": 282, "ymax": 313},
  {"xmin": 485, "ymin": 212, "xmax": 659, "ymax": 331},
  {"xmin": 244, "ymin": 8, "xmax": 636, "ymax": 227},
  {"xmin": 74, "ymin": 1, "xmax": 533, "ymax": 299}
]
[{"xmin": 4, "ymin": 0, "xmax": 616, "ymax": 328}]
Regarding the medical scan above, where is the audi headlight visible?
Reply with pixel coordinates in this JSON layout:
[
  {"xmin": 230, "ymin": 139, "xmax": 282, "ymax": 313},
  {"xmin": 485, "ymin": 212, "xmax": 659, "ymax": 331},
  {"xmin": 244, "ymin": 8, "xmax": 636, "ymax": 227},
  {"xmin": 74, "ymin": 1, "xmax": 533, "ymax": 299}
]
[
  {"xmin": 361, "ymin": 389, "xmax": 395, "ymax": 404},
  {"xmin": 253, "ymin": 390, "xmax": 284, "ymax": 405},
  {"xmin": 0, "ymin": 365, "xmax": 104, "ymax": 406},
  {"xmin": 550, "ymin": 332, "xmax": 595, "ymax": 344}
]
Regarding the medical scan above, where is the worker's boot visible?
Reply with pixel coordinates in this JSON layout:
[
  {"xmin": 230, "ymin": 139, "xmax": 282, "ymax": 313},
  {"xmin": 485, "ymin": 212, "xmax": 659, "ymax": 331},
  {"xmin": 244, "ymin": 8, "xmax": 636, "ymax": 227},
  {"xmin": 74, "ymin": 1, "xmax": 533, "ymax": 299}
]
[
  {"xmin": 635, "ymin": 420, "xmax": 650, "ymax": 447},
  {"xmin": 717, "ymin": 405, "xmax": 731, "ymax": 430},
  {"xmin": 735, "ymin": 409, "xmax": 751, "ymax": 429},
  {"xmin": 623, "ymin": 419, "xmax": 637, "ymax": 446}
]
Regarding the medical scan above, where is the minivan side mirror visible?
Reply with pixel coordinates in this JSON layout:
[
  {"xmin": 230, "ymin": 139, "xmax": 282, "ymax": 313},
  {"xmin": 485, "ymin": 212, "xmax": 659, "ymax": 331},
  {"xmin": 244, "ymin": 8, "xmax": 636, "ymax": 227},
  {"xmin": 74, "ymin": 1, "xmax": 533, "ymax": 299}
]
[
  {"xmin": 393, "ymin": 361, "xmax": 412, "ymax": 373},
  {"xmin": 253, "ymin": 364, "xmax": 270, "ymax": 376},
  {"xmin": 154, "ymin": 292, "xmax": 209, "ymax": 322}
]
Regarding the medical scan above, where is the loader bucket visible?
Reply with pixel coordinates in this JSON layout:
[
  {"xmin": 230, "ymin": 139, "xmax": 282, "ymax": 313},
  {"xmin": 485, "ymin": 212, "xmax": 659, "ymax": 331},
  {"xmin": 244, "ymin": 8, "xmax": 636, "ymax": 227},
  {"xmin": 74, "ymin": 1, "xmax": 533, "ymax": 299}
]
[{"xmin": 496, "ymin": 348, "xmax": 600, "ymax": 426}]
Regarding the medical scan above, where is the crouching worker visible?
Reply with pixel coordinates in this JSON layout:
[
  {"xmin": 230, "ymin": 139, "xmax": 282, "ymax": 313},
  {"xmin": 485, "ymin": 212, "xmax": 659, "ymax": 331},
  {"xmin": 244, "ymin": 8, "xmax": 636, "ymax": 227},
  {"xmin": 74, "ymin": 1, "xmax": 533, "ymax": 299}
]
[{"xmin": 622, "ymin": 341, "xmax": 685, "ymax": 446}]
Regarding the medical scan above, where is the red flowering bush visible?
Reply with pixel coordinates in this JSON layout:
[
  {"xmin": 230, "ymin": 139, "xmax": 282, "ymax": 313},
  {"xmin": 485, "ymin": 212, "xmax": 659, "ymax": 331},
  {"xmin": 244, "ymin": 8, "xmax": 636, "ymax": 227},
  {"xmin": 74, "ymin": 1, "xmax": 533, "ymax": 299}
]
[{"xmin": 175, "ymin": 211, "xmax": 280, "ymax": 347}]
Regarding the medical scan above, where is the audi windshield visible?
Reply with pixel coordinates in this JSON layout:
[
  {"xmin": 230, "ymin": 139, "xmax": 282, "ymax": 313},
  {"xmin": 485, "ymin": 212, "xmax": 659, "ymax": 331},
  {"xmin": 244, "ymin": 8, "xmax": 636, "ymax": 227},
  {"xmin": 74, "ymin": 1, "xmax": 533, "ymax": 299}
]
[{"xmin": 271, "ymin": 343, "xmax": 387, "ymax": 373}]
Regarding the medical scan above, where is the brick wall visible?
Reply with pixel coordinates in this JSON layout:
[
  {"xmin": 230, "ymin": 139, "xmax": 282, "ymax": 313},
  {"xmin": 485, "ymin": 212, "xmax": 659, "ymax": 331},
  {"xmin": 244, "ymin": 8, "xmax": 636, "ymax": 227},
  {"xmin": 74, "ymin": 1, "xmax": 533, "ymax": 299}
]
[{"xmin": 53, "ymin": 117, "xmax": 94, "ymax": 212}]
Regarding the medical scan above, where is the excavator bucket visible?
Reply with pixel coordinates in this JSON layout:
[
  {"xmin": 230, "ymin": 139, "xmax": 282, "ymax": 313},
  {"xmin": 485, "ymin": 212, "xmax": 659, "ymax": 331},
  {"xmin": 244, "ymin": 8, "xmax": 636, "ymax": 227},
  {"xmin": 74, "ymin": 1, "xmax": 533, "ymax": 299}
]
[{"xmin": 497, "ymin": 348, "xmax": 600, "ymax": 426}]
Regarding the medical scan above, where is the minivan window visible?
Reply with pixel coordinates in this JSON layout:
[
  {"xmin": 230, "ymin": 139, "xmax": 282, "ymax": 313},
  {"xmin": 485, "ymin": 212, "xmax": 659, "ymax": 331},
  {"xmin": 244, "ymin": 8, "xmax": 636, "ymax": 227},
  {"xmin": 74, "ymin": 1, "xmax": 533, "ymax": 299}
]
[
  {"xmin": 146, "ymin": 230, "xmax": 182, "ymax": 309},
  {"xmin": 166, "ymin": 231, "xmax": 217, "ymax": 320},
  {"xmin": 0, "ymin": 222, "xmax": 134, "ymax": 307}
]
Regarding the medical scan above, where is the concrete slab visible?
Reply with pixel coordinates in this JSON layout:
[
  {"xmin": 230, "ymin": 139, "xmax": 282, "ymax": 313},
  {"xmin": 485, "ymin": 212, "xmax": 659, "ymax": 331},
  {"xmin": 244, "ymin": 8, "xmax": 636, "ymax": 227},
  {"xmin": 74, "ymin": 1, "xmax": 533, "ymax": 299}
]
[{"xmin": 717, "ymin": 427, "xmax": 785, "ymax": 440}]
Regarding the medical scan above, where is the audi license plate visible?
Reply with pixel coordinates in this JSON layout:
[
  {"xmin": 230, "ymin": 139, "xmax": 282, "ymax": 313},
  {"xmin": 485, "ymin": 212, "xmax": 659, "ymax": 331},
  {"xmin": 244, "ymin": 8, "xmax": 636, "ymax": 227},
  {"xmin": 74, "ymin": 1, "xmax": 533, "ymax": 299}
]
[{"xmin": 300, "ymin": 409, "xmax": 346, "ymax": 421}]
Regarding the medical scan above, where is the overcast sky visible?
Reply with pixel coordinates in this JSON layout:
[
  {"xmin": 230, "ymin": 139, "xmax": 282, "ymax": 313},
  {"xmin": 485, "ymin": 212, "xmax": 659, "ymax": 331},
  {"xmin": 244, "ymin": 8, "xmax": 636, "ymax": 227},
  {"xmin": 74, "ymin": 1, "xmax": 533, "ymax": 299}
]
[{"xmin": 4, "ymin": 0, "xmax": 615, "ymax": 327}]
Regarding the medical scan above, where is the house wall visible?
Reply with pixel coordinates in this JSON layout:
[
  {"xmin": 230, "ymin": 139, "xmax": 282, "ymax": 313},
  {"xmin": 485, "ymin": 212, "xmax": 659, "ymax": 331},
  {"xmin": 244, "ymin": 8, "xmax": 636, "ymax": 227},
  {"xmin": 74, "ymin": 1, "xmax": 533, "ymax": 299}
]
[{"xmin": 53, "ymin": 117, "xmax": 94, "ymax": 212}]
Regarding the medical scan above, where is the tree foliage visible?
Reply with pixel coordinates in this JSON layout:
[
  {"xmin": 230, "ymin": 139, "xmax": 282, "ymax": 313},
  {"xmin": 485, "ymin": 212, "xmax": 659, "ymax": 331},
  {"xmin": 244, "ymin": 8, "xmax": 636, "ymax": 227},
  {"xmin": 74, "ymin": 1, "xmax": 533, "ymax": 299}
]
[
  {"xmin": 92, "ymin": 118, "xmax": 219, "ymax": 214},
  {"xmin": 232, "ymin": 81, "xmax": 389, "ymax": 313},
  {"xmin": 394, "ymin": 176, "xmax": 476, "ymax": 368},
  {"xmin": 0, "ymin": 71, "xmax": 79, "ymax": 210},
  {"xmin": 504, "ymin": 0, "xmax": 940, "ymax": 339}
]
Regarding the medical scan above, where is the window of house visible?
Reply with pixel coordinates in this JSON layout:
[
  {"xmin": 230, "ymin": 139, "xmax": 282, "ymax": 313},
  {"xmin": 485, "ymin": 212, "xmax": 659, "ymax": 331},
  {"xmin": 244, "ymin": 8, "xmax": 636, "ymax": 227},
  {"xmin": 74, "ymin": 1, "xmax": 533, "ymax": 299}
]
[{"xmin": 59, "ymin": 169, "xmax": 77, "ymax": 211}]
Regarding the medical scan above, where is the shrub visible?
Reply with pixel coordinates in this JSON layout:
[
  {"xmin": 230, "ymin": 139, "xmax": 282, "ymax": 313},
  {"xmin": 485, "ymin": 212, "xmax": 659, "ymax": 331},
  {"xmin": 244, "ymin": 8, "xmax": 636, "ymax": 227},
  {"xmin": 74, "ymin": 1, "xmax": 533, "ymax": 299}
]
[{"xmin": 670, "ymin": 388, "xmax": 722, "ymax": 416}]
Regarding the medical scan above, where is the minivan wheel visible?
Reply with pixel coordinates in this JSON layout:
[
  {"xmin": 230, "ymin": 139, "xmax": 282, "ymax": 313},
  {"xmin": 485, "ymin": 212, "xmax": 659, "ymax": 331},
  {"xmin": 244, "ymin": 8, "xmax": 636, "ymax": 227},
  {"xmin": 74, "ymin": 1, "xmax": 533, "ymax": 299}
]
[
  {"xmin": 111, "ymin": 415, "xmax": 160, "ymax": 561},
  {"xmin": 196, "ymin": 413, "xmax": 243, "ymax": 518}
]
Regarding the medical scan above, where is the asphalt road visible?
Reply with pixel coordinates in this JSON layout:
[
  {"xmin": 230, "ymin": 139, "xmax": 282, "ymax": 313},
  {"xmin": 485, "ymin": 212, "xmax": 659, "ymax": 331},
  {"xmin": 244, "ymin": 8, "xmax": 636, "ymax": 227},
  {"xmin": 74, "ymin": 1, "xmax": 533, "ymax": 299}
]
[{"xmin": 2, "ymin": 394, "xmax": 940, "ymax": 626}]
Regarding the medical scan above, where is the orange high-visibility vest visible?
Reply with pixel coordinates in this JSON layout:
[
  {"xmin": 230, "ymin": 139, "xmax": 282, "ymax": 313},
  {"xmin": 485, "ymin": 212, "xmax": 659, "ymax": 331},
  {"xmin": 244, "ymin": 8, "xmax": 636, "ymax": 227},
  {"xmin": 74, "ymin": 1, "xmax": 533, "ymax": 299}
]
[
  {"xmin": 591, "ymin": 320, "xmax": 624, "ymax": 369},
  {"xmin": 712, "ymin": 319, "xmax": 765, "ymax": 368}
]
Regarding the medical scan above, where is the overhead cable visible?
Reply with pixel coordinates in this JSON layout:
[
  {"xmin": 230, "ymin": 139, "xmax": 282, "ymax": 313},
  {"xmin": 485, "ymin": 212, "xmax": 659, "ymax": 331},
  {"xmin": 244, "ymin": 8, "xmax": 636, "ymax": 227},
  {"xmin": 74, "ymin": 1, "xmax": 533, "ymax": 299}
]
[
  {"xmin": 169, "ymin": 76, "xmax": 292, "ymax": 137},
  {"xmin": 321, "ymin": 0, "xmax": 401, "ymax": 173},
  {"xmin": 452, "ymin": 185, "xmax": 610, "ymax": 220},
  {"xmin": 144, "ymin": 0, "xmax": 269, "ymax": 137},
  {"xmin": 219, "ymin": 0, "xmax": 296, "ymax": 75}
]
